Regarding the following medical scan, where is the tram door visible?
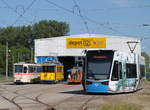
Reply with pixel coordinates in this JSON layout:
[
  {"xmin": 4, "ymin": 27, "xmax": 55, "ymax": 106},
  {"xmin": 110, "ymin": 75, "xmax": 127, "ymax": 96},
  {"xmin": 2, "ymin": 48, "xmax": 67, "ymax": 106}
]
[
  {"xmin": 121, "ymin": 61, "xmax": 127, "ymax": 90},
  {"xmin": 112, "ymin": 61, "xmax": 127, "ymax": 91},
  {"xmin": 118, "ymin": 61, "xmax": 134, "ymax": 91}
]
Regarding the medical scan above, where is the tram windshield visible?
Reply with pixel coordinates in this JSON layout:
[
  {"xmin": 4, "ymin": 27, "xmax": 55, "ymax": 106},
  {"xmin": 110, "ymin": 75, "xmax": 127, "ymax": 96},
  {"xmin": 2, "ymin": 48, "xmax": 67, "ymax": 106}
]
[
  {"xmin": 15, "ymin": 65, "xmax": 23, "ymax": 73},
  {"xmin": 86, "ymin": 51, "xmax": 114, "ymax": 80}
]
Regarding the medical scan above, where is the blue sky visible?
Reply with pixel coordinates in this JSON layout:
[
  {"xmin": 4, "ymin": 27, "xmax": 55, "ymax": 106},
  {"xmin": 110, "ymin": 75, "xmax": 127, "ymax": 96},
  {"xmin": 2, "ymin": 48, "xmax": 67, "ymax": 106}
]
[{"xmin": 0, "ymin": 0, "xmax": 150, "ymax": 54}]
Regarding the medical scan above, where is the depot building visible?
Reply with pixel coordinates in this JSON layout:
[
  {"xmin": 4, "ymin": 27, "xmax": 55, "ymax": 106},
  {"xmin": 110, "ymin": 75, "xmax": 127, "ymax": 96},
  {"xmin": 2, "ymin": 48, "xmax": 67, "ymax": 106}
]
[{"xmin": 34, "ymin": 34, "xmax": 141, "ymax": 79}]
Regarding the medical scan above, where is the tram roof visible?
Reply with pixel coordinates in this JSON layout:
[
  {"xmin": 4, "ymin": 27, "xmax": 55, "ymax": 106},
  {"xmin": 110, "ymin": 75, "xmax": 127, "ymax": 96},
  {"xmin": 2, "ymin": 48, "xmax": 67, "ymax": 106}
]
[{"xmin": 14, "ymin": 62, "xmax": 37, "ymax": 65}]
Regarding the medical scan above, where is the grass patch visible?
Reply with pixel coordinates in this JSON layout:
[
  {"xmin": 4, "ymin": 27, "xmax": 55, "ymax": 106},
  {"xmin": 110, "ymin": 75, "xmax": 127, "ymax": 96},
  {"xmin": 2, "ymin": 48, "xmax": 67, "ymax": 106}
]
[
  {"xmin": 146, "ymin": 78, "xmax": 150, "ymax": 82},
  {"xmin": 0, "ymin": 74, "xmax": 13, "ymax": 81},
  {"xmin": 97, "ymin": 104, "xmax": 143, "ymax": 110}
]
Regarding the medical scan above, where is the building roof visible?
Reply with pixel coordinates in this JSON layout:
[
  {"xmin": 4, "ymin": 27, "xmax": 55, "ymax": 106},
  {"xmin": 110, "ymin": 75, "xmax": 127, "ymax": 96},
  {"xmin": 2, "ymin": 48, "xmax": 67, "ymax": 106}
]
[{"xmin": 35, "ymin": 34, "xmax": 141, "ymax": 41}]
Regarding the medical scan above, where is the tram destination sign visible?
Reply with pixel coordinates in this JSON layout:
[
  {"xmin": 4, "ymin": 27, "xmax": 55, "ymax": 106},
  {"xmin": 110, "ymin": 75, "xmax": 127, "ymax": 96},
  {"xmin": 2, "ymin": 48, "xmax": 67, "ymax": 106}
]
[{"xmin": 66, "ymin": 38, "xmax": 106, "ymax": 48}]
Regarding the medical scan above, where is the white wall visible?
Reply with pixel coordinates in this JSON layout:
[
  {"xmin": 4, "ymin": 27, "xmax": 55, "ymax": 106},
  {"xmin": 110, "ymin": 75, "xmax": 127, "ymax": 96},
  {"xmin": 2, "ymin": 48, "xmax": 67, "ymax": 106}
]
[{"xmin": 34, "ymin": 34, "xmax": 141, "ymax": 57}]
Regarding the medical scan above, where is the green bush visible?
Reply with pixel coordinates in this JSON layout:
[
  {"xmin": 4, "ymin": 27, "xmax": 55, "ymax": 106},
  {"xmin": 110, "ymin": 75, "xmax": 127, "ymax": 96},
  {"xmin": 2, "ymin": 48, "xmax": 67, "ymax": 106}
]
[
  {"xmin": 0, "ymin": 74, "xmax": 13, "ymax": 81},
  {"xmin": 147, "ymin": 78, "xmax": 150, "ymax": 81}
]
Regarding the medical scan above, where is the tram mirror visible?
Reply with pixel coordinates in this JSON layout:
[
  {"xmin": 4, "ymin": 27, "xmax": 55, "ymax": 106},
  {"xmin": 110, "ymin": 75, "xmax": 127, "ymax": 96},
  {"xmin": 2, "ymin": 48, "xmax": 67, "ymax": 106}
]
[{"xmin": 23, "ymin": 67, "xmax": 27, "ymax": 73}]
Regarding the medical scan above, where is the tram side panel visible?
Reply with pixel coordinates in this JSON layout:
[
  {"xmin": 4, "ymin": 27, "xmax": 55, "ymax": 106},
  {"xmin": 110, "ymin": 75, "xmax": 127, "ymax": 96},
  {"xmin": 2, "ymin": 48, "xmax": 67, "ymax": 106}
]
[
  {"xmin": 56, "ymin": 65, "xmax": 64, "ymax": 80},
  {"xmin": 14, "ymin": 73, "xmax": 40, "ymax": 83},
  {"xmin": 40, "ymin": 64, "xmax": 64, "ymax": 83},
  {"xmin": 40, "ymin": 72, "xmax": 55, "ymax": 81}
]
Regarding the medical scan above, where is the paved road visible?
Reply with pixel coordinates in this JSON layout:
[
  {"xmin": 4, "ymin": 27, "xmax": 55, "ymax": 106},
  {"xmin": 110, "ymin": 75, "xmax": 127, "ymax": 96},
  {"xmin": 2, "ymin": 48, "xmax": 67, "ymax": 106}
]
[{"xmin": 0, "ymin": 81, "xmax": 150, "ymax": 110}]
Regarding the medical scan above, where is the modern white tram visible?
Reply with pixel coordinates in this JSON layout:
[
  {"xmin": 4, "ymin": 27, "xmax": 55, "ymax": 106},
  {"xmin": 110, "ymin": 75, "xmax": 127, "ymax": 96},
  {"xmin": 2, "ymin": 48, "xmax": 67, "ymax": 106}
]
[
  {"xmin": 13, "ymin": 62, "xmax": 42, "ymax": 84},
  {"xmin": 82, "ymin": 50, "xmax": 145, "ymax": 93}
]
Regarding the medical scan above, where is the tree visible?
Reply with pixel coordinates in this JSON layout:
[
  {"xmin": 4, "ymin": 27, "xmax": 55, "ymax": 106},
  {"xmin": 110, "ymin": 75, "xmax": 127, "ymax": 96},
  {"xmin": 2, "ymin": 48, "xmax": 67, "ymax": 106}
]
[
  {"xmin": 0, "ymin": 20, "xmax": 70, "ymax": 76},
  {"xmin": 141, "ymin": 52, "xmax": 150, "ymax": 73},
  {"xmin": 0, "ymin": 44, "xmax": 6, "ymax": 75},
  {"xmin": 32, "ymin": 20, "xmax": 69, "ymax": 39},
  {"xmin": 0, "ymin": 20, "xmax": 69, "ymax": 47}
]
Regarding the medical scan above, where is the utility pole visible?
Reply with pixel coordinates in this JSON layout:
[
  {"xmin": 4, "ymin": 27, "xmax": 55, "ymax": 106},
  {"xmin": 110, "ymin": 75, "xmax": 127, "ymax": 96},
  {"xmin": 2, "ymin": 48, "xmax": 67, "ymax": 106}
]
[
  {"xmin": 31, "ymin": 47, "xmax": 33, "ymax": 63},
  {"xmin": 6, "ymin": 42, "xmax": 8, "ymax": 80}
]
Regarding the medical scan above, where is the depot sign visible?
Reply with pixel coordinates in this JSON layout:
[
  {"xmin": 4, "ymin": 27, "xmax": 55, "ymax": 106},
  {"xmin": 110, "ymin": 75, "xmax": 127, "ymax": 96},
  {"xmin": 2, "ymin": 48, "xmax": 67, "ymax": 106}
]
[{"xmin": 66, "ymin": 38, "xmax": 106, "ymax": 48}]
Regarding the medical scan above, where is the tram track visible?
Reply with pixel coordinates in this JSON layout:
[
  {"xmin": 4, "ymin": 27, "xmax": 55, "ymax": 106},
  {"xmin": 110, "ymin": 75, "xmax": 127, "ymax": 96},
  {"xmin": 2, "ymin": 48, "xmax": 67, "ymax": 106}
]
[
  {"xmin": 0, "ymin": 95, "xmax": 23, "ymax": 110},
  {"xmin": 0, "ymin": 83, "xmax": 108, "ymax": 110},
  {"xmin": 0, "ymin": 86, "xmax": 96, "ymax": 110},
  {"xmin": 0, "ymin": 84, "xmax": 58, "ymax": 110},
  {"xmin": 1, "ymin": 81, "xmax": 149, "ymax": 110},
  {"xmin": 79, "ymin": 95, "xmax": 95, "ymax": 110},
  {"xmin": 35, "ymin": 93, "xmax": 56, "ymax": 110},
  {"xmin": 0, "ymin": 84, "xmax": 48, "ymax": 109},
  {"xmin": 0, "ymin": 82, "xmax": 100, "ymax": 110},
  {"xmin": 50, "ymin": 93, "xmax": 96, "ymax": 110},
  {"xmin": 0, "ymin": 93, "xmax": 53, "ymax": 110},
  {"xmin": 0, "ymin": 83, "xmax": 81, "ymax": 110}
]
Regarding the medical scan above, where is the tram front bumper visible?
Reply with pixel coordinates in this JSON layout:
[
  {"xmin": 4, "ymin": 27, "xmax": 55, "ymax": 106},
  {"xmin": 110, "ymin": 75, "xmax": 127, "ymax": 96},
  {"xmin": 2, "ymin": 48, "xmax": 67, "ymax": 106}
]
[{"xmin": 85, "ymin": 82, "xmax": 109, "ymax": 93}]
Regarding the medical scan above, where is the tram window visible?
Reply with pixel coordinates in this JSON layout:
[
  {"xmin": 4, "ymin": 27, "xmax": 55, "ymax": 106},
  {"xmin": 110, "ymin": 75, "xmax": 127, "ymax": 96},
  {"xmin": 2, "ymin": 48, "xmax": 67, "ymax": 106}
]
[
  {"xmin": 23, "ymin": 67, "xmax": 27, "ymax": 73},
  {"xmin": 36, "ymin": 66, "xmax": 42, "ymax": 73},
  {"xmin": 111, "ymin": 61, "xmax": 119, "ymax": 81},
  {"xmin": 15, "ymin": 65, "xmax": 23, "ymax": 73},
  {"xmin": 43, "ymin": 66, "xmax": 55, "ymax": 72},
  {"xmin": 29, "ymin": 66, "xmax": 35, "ymax": 73},
  {"xmin": 57, "ymin": 67, "xmax": 62, "ymax": 72},
  {"xmin": 48, "ymin": 66, "xmax": 55, "ymax": 72},
  {"xmin": 119, "ymin": 62, "xmax": 122, "ymax": 79},
  {"xmin": 126, "ymin": 64, "xmax": 137, "ymax": 78}
]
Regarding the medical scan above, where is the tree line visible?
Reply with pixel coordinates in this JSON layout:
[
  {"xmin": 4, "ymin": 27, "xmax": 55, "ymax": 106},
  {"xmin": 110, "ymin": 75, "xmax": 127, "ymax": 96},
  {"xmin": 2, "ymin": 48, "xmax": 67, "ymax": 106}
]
[
  {"xmin": 141, "ymin": 52, "xmax": 150, "ymax": 73},
  {"xmin": 0, "ymin": 20, "xmax": 69, "ymax": 76}
]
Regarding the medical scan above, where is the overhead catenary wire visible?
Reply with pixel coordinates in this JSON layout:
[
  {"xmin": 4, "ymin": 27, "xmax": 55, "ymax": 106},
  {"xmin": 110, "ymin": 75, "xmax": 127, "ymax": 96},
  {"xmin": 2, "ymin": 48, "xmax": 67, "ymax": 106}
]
[
  {"xmin": 72, "ymin": 0, "xmax": 91, "ymax": 35},
  {"xmin": 0, "ymin": 0, "xmax": 32, "ymax": 25},
  {"xmin": 83, "ymin": 5, "xmax": 150, "ymax": 12},
  {"xmin": 1, "ymin": 4, "xmax": 150, "ymax": 11},
  {"xmin": 140, "ymin": 37, "xmax": 150, "ymax": 41},
  {"xmin": 12, "ymin": 0, "xmax": 37, "ymax": 26},
  {"xmin": 44, "ymin": 0, "xmax": 129, "ymax": 36},
  {"xmin": 0, "ymin": 1, "xmax": 149, "ymax": 28},
  {"xmin": 0, "ymin": 0, "xmax": 37, "ymax": 26},
  {"xmin": 0, "ymin": 0, "xmax": 149, "ymax": 37},
  {"xmin": 0, "ymin": 0, "xmax": 67, "ymax": 37}
]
